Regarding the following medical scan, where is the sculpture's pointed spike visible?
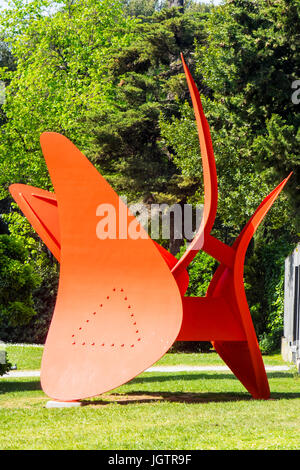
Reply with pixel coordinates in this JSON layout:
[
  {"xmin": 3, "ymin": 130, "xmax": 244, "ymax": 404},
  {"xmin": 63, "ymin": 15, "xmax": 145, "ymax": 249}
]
[
  {"xmin": 172, "ymin": 56, "xmax": 218, "ymax": 277},
  {"xmin": 181, "ymin": 56, "xmax": 218, "ymax": 224},
  {"xmin": 207, "ymin": 175, "xmax": 291, "ymax": 399},
  {"xmin": 233, "ymin": 174, "xmax": 292, "ymax": 249}
]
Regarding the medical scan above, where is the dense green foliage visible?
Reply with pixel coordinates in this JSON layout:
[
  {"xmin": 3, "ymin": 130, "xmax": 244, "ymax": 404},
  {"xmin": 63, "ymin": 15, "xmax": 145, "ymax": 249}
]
[
  {"xmin": 0, "ymin": 234, "xmax": 40, "ymax": 327},
  {"xmin": 0, "ymin": 0, "xmax": 138, "ymax": 194},
  {"xmin": 0, "ymin": 0, "xmax": 298, "ymax": 351}
]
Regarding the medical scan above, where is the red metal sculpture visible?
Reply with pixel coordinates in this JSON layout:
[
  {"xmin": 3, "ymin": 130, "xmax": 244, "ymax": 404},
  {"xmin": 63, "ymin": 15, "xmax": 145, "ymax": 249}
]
[{"xmin": 9, "ymin": 56, "xmax": 290, "ymax": 401}]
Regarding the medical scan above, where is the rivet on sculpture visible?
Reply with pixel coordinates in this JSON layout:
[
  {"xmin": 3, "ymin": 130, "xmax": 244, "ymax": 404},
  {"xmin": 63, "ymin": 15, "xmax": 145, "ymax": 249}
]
[{"xmin": 9, "ymin": 56, "xmax": 291, "ymax": 401}]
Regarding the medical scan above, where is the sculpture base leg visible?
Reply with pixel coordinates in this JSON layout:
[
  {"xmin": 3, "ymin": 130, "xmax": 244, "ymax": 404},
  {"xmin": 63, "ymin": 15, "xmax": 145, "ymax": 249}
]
[{"xmin": 46, "ymin": 400, "xmax": 82, "ymax": 408}]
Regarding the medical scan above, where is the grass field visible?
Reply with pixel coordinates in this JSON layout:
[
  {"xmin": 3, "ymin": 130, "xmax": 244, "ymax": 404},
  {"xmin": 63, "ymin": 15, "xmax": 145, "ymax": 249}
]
[
  {"xmin": 4, "ymin": 344, "xmax": 288, "ymax": 370},
  {"xmin": 0, "ymin": 345, "xmax": 300, "ymax": 450}
]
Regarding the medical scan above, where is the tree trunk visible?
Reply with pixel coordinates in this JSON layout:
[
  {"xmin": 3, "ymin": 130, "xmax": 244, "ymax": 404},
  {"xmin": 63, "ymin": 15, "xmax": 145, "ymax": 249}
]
[{"xmin": 167, "ymin": 0, "xmax": 184, "ymax": 13}]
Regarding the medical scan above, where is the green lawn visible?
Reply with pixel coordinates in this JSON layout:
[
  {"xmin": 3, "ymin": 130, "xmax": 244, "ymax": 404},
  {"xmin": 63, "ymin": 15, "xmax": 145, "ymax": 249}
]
[
  {"xmin": 0, "ymin": 346, "xmax": 299, "ymax": 450},
  {"xmin": 6, "ymin": 344, "xmax": 43, "ymax": 370},
  {"xmin": 5, "ymin": 344, "xmax": 286, "ymax": 370}
]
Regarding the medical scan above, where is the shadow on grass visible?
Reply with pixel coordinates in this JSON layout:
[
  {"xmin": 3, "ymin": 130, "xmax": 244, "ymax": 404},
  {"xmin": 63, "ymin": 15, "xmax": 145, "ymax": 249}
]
[
  {"xmin": 129, "ymin": 371, "xmax": 296, "ymax": 384},
  {"xmin": 266, "ymin": 372, "xmax": 297, "ymax": 379},
  {"xmin": 271, "ymin": 392, "xmax": 300, "ymax": 400},
  {"xmin": 130, "ymin": 373, "xmax": 237, "ymax": 384},
  {"xmin": 1, "ymin": 373, "xmax": 298, "ymax": 406},
  {"xmin": 0, "ymin": 380, "xmax": 41, "ymax": 393},
  {"xmin": 81, "ymin": 391, "xmax": 252, "ymax": 406},
  {"xmin": 82, "ymin": 388, "xmax": 300, "ymax": 406}
]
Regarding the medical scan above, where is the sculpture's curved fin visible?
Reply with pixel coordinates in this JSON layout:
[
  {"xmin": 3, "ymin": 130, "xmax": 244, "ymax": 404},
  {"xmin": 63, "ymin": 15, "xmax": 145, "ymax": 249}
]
[
  {"xmin": 208, "ymin": 175, "xmax": 291, "ymax": 399},
  {"xmin": 231, "ymin": 174, "xmax": 291, "ymax": 398},
  {"xmin": 38, "ymin": 132, "xmax": 183, "ymax": 401},
  {"xmin": 10, "ymin": 184, "xmax": 189, "ymax": 295},
  {"xmin": 153, "ymin": 241, "xmax": 189, "ymax": 294},
  {"xmin": 211, "ymin": 341, "xmax": 266, "ymax": 398},
  {"xmin": 233, "ymin": 174, "xmax": 292, "ymax": 251},
  {"xmin": 207, "ymin": 174, "xmax": 292, "ymax": 296},
  {"xmin": 172, "ymin": 55, "xmax": 218, "ymax": 278},
  {"xmin": 177, "ymin": 296, "xmax": 246, "ymax": 342},
  {"xmin": 9, "ymin": 184, "xmax": 60, "ymax": 261}
]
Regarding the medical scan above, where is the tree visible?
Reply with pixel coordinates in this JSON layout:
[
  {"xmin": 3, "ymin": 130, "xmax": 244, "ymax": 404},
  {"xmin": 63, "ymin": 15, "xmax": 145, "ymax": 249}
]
[
  {"xmin": 85, "ymin": 6, "xmax": 208, "ymax": 253},
  {"xmin": 0, "ymin": 0, "xmax": 138, "ymax": 339},
  {"xmin": 0, "ymin": 41, "xmax": 15, "ymax": 127},
  {"xmin": 0, "ymin": 234, "xmax": 40, "ymax": 330},
  {"xmin": 122, "ymin": 0, "xmax": 165, "ymax": 17},
  {"xmin": 168, "ymin": 0, "xmax": 184, "ymax": 13},
  {"xmin": 196, "ymin": 0, "xmax": 300, "ymax": 233},
  {"xmin": 0, "ymin": 0, "xmax": 138, "ymax": 196},
  {"xmin": 160, "ymin": 0, "xmax": 299, "ymax": 345}
]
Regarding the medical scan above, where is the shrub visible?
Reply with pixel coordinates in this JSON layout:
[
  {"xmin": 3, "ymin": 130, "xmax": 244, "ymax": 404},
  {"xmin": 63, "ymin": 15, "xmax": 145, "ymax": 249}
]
[
  {"xmin": 0, "ymin": 234, "xmax": 40, "ymax": 330},
  {"xmin": 0, "ymin": 349, "xmax": 12, "ymax": 376}
]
